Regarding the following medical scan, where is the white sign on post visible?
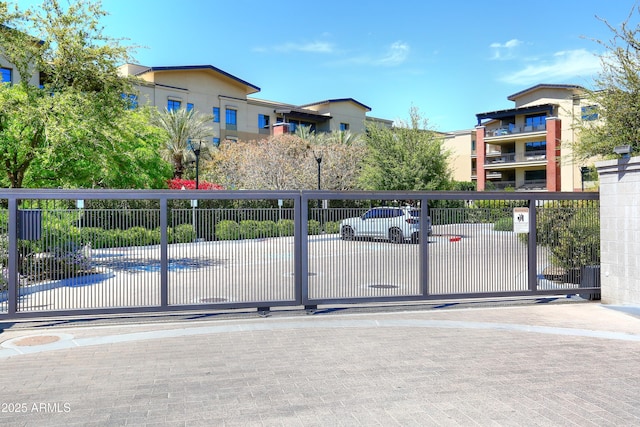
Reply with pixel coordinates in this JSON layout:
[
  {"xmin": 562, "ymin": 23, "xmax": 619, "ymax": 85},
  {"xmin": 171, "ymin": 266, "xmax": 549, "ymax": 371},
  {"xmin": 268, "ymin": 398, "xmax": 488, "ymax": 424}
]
[{"xmin": 513, "ymin": 207, "xmax": 529, "ymax": 233}]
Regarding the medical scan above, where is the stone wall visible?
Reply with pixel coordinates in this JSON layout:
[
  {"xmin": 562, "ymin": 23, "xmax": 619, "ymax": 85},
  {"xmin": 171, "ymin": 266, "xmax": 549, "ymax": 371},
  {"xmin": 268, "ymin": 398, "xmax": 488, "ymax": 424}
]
[{"xmin": 596, "ymin": 156, "xmax": 640, "ymax": 304}]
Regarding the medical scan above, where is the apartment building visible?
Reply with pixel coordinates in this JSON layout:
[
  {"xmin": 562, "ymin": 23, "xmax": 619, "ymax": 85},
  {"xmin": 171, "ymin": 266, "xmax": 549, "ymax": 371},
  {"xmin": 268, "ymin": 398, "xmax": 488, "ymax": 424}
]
[
  {"xmin": 469, "ymin": 84, "xmax": 595, "ymax": 192},
  {"xmin": 118, "ymin": 63, "xmax": 391, "ymax": 145}
]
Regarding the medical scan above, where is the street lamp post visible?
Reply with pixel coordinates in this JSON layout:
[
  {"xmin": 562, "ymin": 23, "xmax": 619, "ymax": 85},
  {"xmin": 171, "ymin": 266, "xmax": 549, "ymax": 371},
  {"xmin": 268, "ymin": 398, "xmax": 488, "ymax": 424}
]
[
  {"xmin": 313, "ymin": 151, "xmax": 323, "ymax": 232},
  {"xmin": 190, "ymin": 139, "xmax": 203, "ymax": 189},
  {"xmin": 580, "ymin": 166, "xmax": 589, "ymax": 192},
  {"xmin": 189, "ymin": 139, "xmax": 204, "ymax": 241}
]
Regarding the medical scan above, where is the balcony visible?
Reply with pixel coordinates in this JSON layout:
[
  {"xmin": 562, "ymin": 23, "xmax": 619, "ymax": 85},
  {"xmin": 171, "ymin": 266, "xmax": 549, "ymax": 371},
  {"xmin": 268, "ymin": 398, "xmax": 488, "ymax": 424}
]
[
  {"xmin": 488, "ymin": 180, "xmax": 516, "ymax": 190},
  {"xmin": 485, "ymin": 123, "xmax": 546, "ymax": 138},
  {"xmin": 484, "ymin": 150, "xmax": 546, "ymax": 165},
  {"xmin": 486, "ymin": 179, "xmax": 547, "ymax": 191}
]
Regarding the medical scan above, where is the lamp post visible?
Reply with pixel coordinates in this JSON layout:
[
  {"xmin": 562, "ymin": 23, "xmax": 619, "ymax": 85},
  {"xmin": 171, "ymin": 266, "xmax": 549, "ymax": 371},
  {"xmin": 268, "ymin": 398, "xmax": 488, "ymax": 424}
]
[
  {"xmin": 313, "ymin": 150, "xmax": 323, "ymax": 232},
  {"xmin": 190, "ymin": 139, "xmax": 204, "ymax": 189},
  {"xmin": 580, "ymin": 167, "xmax": 589, "ymax": 192},
  {"xmin": 189, "ymin": 139, "xmax": 204, "ymax": 241}
]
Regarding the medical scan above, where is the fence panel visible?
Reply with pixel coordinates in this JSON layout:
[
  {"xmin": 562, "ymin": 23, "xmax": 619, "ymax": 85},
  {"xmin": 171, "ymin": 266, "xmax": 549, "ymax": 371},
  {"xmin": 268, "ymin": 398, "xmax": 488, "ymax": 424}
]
[
  {"xmin": 168, "ymin": 205, "xmax": 297, "ymax": 306},
  {"xmin": 16, "ymin": 200, "xmax": 162, "ymax": 312},
  {"xmin": 429, "ymin": 201, "xmax": 529, "ymax": 295},
  {"xmin": 0, "ymin": 189, "xmax": 600, "ymax": 319},
  {"xmin": 0, "ymin": 199, "xmax": 7, "ymax": 313}
]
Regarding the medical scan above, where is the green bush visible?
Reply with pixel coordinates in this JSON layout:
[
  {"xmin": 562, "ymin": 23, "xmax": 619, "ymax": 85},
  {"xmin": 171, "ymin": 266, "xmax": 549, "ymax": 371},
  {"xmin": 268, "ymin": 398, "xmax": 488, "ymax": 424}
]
[
  {"xmin": 324, "ymin": 221, "xmax": 340, "ymax": 234},
  {"xmin": 308, "ymin": 220, "xmax": 321, "ymax": 235},
  {"xmin": 171, "ymin": 224, "xmax": 195, "ymax": 243},
  {"xmin": 215, "ymin": 220, "xmax": 240, "ymax": 240},
  {"xmin": 493, "ymin": 217, "xmax": 513, "ymax": 231},
  {"xmin": 525, "ymin": 201, "xmax": 600, "ymax": 272},
  {"xmin": 277, "ymin": 219, "xmax": 295, "ymax": 236}
]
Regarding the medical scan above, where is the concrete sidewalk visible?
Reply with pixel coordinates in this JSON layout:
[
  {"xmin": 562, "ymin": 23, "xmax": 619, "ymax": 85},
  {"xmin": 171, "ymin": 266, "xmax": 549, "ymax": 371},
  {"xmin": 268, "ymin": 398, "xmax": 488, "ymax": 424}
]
[{"xmin": 1, "ymin": 300, "xmax": 640, "ymax": 426}]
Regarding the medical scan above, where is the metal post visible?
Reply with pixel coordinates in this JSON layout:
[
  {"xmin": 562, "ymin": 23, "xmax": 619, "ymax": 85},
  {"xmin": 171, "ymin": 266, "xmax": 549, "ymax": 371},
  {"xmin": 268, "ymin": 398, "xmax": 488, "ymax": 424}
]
[
  {"xmin": 7, "ymin": 197, "xmax": 18, "ymax": 315},
  {"xmin": 160, "ymin": 197, "xmax": 168, "ymax": 307},
  {"xmin": 315, "ymin": 155, "xmax": 322, "ymax": 231}
]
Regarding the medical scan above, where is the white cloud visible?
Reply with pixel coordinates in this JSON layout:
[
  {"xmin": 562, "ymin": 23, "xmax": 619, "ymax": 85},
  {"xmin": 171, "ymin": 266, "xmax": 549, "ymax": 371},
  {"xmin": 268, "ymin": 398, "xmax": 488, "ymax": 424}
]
[
  {"xmin": 255, "ymin": 41, "xmax": 334, "ymax": 54},
  {"xmin": 490, "ymin": 39, "xmax": 523, "ymax": 60},
  {"xmin": 334, "ymin": 41, "xmax": 410, "ymax": 67},
  {"xmin": 499, "ymin": 49, "xmax": 602, "ymax": 85},
  {"xmin": 374, "ymin": 41, "xmax": 410, "ymax": 66}
]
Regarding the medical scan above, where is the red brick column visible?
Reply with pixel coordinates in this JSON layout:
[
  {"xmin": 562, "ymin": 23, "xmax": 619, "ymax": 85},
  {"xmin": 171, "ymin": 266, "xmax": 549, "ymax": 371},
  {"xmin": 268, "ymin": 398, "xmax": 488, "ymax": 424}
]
[
  {"xmin": 545, "ymin": 118, "xmax": 561, "ymax": 191},
  {"xmin": 475, "ymin": 126, "xmax": 486, "ymax": 191}
]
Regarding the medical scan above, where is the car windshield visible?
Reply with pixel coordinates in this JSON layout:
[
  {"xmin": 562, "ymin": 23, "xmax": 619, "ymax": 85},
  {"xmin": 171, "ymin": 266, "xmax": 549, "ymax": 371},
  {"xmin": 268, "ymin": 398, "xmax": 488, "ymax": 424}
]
[{"xmin": 410, "ymin": 210, "xmax": 420, "ymax": 218}]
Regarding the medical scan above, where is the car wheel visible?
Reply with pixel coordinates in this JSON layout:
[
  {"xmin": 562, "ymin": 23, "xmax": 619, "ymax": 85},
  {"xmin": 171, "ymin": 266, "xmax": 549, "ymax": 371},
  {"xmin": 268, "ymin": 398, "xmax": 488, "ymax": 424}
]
[
  {"xmin": 341, "ymin": 225, "xmax": 355, "ymax": 241},
  {"xmin": 389, "ymin": 228, "xmax": 404, "ymax": 244}
]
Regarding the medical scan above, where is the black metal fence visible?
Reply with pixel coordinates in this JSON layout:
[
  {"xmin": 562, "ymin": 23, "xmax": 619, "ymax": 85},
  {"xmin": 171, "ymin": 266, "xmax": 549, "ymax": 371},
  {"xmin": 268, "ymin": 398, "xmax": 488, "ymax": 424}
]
[{"xmin": 0, "ymin": 189, "xmax": 600, "ymax": 319}]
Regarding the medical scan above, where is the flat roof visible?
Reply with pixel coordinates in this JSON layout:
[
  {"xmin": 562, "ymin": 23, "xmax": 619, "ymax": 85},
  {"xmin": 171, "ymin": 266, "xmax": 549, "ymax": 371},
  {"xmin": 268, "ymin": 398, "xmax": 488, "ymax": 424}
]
[
  {"xmin": 476, "ymin": 103, "xmax": 556, "ymax": 125},
  {"xmin": 136, "ymin": 65, "xmax": 260, "ymax": 94}
]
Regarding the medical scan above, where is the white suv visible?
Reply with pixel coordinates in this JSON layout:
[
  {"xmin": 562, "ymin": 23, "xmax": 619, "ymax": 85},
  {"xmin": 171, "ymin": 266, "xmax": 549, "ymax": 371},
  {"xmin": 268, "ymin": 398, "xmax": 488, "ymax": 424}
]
[{"xmin": 339, "ymin": 206, "xmax": 431, "ymax": 243}]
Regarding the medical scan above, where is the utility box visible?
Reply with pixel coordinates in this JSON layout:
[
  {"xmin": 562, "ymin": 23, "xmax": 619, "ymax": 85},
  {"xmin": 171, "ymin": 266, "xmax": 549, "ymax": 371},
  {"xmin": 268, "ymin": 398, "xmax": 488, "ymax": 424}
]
[
  {"xmin": 17, "ymin": 209, "xmax": 42, "ymax": 241},
  {"xmin": 580, "ymin": 265, "xmax": 601, "ymax": 301}
]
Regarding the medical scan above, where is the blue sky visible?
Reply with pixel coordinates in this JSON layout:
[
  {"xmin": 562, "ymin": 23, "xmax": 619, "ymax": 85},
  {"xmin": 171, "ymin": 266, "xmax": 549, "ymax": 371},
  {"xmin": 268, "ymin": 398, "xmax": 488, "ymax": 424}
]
[{"xmin": 16, "ymin": 0, "xmax": 640, "ymax": 131}]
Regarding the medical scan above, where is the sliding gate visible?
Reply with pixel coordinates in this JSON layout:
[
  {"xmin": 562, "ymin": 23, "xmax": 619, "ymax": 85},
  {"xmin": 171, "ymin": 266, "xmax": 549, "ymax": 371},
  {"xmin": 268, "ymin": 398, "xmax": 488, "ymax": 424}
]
[{"xmin": 0, "ymin": 189, "xmax": 599, "ymax": 319}]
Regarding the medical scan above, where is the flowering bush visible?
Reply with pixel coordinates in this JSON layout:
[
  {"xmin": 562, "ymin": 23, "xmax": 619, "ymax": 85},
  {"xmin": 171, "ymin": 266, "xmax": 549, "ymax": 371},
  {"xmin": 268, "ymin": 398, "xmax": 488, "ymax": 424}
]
[{"xmin": 167, "ymin": 178, "xmax": 223, "ymax": 190}]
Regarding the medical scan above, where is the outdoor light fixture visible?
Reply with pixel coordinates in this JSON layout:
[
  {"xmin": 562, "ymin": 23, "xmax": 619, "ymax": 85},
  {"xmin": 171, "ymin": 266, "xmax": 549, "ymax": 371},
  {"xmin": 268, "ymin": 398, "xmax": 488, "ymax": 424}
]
[
  {"xmin": 613, "ymin": 145, "xmax": 632, "ymax": 158},
  {"xmin": 580, "ymin": 166, "xmax": 590, "ymax": 192},
  {"xmin": 189, "ymin": 138, "xmax": 204, "ymax": 189}
]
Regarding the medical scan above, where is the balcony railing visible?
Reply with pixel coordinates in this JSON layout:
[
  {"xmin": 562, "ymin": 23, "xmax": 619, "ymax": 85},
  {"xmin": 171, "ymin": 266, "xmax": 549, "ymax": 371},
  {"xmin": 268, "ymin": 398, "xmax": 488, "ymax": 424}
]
[
  {"xmin": 489, "ymin": 180, "xmax": 516, "ymax": 190},
  {"xmin": 484, "ymin": 150, "xmax": 546, "ymax": 165},
  {"xmin": 485, "ymin": 123, "xmax": 547, "ymax": 137},
  {"xmin": 486, "ymin": 179, "xmax": 548, "ymax": 190},
  {"xmin": 520, "ymin": 179, "xmax": 547, "ymax": 190}
]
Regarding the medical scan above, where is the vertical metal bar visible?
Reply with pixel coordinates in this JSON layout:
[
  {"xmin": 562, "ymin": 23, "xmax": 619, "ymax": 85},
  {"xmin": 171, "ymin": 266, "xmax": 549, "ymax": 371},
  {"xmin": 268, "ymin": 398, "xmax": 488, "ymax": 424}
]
[
  {"xmin": 160, "ymin": 197, "xmax": 169, "ymax": 307},
  {"xmin": 297, "ymin": 192, "xmax": 307, "ymax": 305},
  {"xmin": 420, "ymin": 197, "xmax": 429, "ymax": 297},
  {"xmin": 528, "ymin": 197, "xmax": 538, "ymax": 292},
  {"xmin": 7, "ymin": 197, "xmax": 18, "ymax": 315}
]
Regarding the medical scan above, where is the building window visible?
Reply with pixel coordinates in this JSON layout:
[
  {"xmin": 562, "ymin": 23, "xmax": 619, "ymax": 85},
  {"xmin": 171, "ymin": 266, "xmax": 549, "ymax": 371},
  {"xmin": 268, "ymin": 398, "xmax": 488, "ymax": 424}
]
[
  {"xmin": 226, "ymin": 108, "xmax": 237, "ymax": 130},
  {"xmin": 525, "ymin": 169, "xmax": 546, "ymax": 182},
  {"xmin": 258, "ymin": 114, "xmax": 270, "ymax": 129},
  {"xmin": 258, "ymin": 114, "xmax": 270, "ymax": 134},
  {"xmin": 525, "ymin": 113, "xmax": 546, "ymax": 130},
  {"xmin": 167, "ymin": 99, "xmax": 181, "ymax": 112},
  {"xmin": 1, "ymin": 67, "xmax": 12, "ymax": 83},
  {"xmin": 581, "ymin": 105, "xmax": 599, "ymax": 121},
  {"xmin": 213, "ymin": 107, "xmax": 220, "ymax": 123},
  {"xmin": 187, "ymin": 103, "xmax": 194, "ymax": 112},
  {"xmin": 121, "ymin": 93, "xmax": 138, "ymax": 109},
  {"xmin": 525, "ymin": 141, "xmax": 546, "ymax": 152},
  {"xmin": 213, "ymin": 137, "xmax": 220, "ymax": 147},
  {"xmin": 340, "ymin": 123, "xmax": 349, "ymax": 131}
]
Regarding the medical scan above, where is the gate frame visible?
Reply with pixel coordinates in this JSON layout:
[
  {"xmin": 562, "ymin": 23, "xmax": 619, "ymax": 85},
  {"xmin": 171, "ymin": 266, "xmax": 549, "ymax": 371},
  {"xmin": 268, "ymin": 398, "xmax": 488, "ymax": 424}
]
[{"xmin": 0, "ymin": 189, "xmax": 600, "ymax": 320}]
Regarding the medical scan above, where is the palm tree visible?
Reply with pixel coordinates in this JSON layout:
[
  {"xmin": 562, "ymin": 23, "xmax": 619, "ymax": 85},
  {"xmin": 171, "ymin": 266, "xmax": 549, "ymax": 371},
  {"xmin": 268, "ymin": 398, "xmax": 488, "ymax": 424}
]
[{"xmin": 153, "ymin": 107, "xmax": 214, "ymax": 178}]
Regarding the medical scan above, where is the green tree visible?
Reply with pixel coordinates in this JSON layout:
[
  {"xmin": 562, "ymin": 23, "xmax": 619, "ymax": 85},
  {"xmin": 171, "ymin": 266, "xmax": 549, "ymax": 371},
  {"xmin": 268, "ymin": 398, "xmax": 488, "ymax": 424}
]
[
  {"xmin": 0, "ymin": 0, "xmax": 141, "ymax": 188},
  {"xmin": 358, "ymin": 107, "xmax": 451, "ymax": 190},
  {"xmin": 574, "ymin": 5, "xmax": 640, "ymax": 160},
  {"xmin": 152, "ymin": 107, "xmax": 215, "ymax": 179}
]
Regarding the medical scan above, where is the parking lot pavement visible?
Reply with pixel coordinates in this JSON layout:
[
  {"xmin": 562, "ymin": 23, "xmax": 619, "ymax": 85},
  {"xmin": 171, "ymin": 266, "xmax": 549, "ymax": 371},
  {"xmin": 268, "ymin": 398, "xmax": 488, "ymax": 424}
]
[{"xmin": 1, "ymin": 301, "xmax": 640, "ymax": 426}]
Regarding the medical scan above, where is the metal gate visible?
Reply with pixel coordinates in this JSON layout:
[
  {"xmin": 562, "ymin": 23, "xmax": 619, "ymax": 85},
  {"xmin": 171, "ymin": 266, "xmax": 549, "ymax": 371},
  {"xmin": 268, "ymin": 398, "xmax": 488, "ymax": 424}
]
[{"xmin": 0, "ymin": 189, "xmax": 600, "ymax": 319}]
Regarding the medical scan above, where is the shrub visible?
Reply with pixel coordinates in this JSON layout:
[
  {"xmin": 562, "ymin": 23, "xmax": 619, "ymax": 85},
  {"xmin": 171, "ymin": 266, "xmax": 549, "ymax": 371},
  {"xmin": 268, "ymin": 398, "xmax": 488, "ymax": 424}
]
[
  {"xmin": 494, "ymin": 217, "xmax": 513, "ymax": 231},
  {"xmin": 171, "ymin": 224, "xmax": 195, "ymax": 243},
  {"xmin": 276, "ymin": 219, "xmax": 295, "ymax": 236},
  {"xmin": 21, "ymin": 243, "xmax": 92, "ymax": 281},
  {"xmin": 215, "ymin": 220, "xmax": 240, "ymax": 240},
  {"xmin": 308, "ymin": 220, "xmax": 321, "ymax": 235},
  {"xmin": 324, "ymin": 221, "xmax": 340, "ymax": 234}
]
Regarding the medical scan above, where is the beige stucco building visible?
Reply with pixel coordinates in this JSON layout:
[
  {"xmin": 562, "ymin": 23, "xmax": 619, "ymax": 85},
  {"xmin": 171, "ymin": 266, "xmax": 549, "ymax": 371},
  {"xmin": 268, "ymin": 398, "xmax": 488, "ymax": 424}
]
[
  {"xmin": 118, "ymin": 63, "xmax": 392, "ymax": 145},
  {"xmin": 444, "ymin": 84, "xmax": 598, "ymax": 191}
]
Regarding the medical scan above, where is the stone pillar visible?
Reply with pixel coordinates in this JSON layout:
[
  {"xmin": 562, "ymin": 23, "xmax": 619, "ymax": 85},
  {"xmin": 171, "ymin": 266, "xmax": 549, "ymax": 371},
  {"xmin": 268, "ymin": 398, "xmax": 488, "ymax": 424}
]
[
  {"xmin": 596, "ymin": 156, "xmax": 640, "ymax": 304},
  {"xmin": 475, "ymin": 126, "xmax": 486, "ymax": 191},
  {"xmin": 545, "ymin": 117, "xmax": 561, "ymax": 191}
]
